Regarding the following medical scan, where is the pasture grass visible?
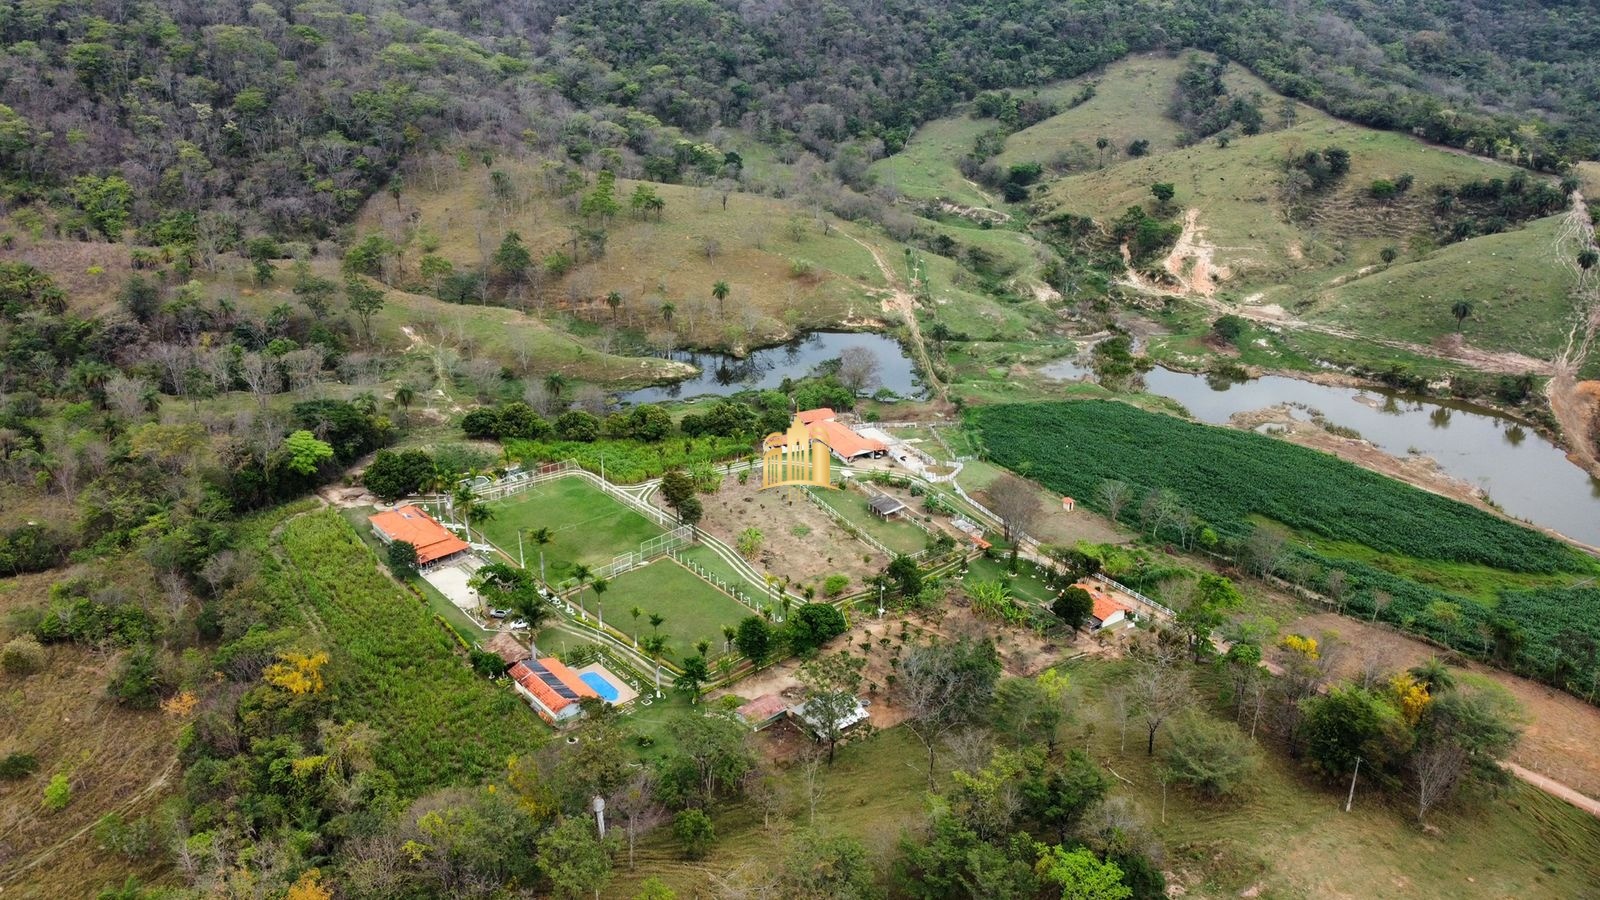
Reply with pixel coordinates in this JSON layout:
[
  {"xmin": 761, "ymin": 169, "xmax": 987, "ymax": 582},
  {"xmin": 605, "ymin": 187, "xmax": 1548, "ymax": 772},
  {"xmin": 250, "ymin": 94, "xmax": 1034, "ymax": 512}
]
[
  {"xmin": 479, "ymin": 476, "xmax": 666, "ymax": 582},
  {"xmin": 807, "ymin": 486, "xmax": 932, "ymax": 556},
  {"xmin": 1311, "ymin": 214, "xmax": 1579, "ymax": 359},
  {"xmin": 599, "ymin": 558, "xmax": 753, "ymax": 662}
]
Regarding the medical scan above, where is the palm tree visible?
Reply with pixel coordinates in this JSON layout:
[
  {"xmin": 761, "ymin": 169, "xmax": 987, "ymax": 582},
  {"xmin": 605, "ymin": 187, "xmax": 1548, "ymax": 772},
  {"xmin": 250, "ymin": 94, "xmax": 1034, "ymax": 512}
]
[
  {"xmin": 721, "ymin": 624, "xmax": 736, "ymax": 654},
  {"xmin": 641, "ymin": 634, "xmax": 670, "ymax": 697},
  {"xmin": 711, "ymin": 280, "xmax": 730, "ymax": 317},
  {"xmin": 660, "ymin": 302, "xmax": 675, "ymax": 325},
  {"xmin": 631, "ymin": 606, "xmax": 646, "ymax": 646},
  {"xmin": 605, "ymin": 290, "xmax": 623, "ymax": 322},
  {"xmin": 393, "ymin": 384, "xmax": 415, "ymax": 409},
  {"xmin": 1409, "ymin": 657, "xmax": 1456, "ymax": 694},
  {"xmin": 695, "ymin": 638, "xmax": 711, "ymax": 658},
  {"xmin": 571, "ymin": 563, "xmax": 593, "ymax": 617},
  {"xmin": 544, "ymin": 372, "xmax": 568, "ymax": 399},
  {"xmin": 1450, "ymin": 299, "xmax": 1474, "ymax": 331},
  {"xmin": 591, "ymin": 577, "xmax": 610, "ymax": 630},
  {"xmin": 527, "ymin": 526, "xmax": 552, "ymax": 584},
  {"xmin": 648, "ymin": 612, "xmax": 665, "ymax": 633}
]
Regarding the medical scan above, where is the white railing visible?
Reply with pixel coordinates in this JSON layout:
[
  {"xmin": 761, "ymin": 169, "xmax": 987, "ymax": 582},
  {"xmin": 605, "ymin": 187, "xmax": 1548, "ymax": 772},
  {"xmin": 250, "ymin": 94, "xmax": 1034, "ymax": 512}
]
[{"xmin": 1093, "ymin": 572, "xmax": 1175, "ymax": 619}]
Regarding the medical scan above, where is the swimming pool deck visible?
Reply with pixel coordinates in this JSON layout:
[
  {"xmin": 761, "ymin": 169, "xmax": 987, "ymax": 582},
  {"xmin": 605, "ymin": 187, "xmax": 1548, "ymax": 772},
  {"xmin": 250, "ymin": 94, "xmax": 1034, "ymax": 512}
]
[{"xmin": 575, "ymin": 662, "xmax": 640, "ymax": 706}]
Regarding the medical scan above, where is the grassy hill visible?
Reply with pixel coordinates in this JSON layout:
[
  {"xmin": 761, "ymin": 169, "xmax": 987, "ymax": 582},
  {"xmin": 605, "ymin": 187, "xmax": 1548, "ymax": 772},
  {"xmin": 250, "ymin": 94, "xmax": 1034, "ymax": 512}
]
[
  {"xmin": 1034, "ymin": 106, "xmax": 1522, "ymax": 289},
  {"xmin": 1308, "ymin": 214, "xmax": 1581, "ymax": 360},
  {"xmin": 994, "ymin": 52, "xmax": 1273, "ymax": 172}
]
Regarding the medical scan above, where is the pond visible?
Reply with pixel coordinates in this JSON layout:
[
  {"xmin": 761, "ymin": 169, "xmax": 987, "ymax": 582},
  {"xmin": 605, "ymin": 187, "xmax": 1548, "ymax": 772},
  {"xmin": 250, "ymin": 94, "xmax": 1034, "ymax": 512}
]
[
  {"xmin": 619, "ymin": 331, "xmax": 922, "ymax": 404},
  {"xmin": 1140, "ymin": 367, "xmax": 1600, "ymax": 546}
]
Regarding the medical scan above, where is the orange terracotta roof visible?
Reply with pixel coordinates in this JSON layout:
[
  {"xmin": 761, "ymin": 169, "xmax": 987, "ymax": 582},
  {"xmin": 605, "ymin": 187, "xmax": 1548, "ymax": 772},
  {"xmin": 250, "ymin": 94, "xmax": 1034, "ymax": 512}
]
[
  {"xmin": 797, "ymin": 408, "xmax": 836, "ymax": 424},
  {"xmin": 510, "ymin": 657, "xmax": 597, "ymax": 714},
  {"xmin": 1074, "ymin": 579, "xmax": 1130, "ymax": 623},
  {"xmin": 368, "ymin": 505, "xmax": 470, "ymax": 564},
  {"xmin": 813, "ymin": 419, "xmax": 885, "ymax": 459}
]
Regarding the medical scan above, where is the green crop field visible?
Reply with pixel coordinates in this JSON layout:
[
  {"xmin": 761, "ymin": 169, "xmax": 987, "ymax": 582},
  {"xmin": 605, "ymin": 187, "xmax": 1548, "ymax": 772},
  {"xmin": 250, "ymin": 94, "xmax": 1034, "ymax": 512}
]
[
  {"xmin": 596, "ymin": 558, "xmax": 753, "ymax": 661},
  {"xmin": 480, "ymin": 476, "xmax": 666, "ymax": 581},
  {"xmin": 271, "ymin": 510, "xmax": 541, "ymax": 792},
  {"xmin": 969, "ymin": 400, "xmax": 1600, "ymax": 696},
  {"xmin": 970, "ymin": 401, "xmax": 1590, "ymax": 574},
  {"xmin": 808, "ymin": 486, "xmax": 932, "ymax": 556}
]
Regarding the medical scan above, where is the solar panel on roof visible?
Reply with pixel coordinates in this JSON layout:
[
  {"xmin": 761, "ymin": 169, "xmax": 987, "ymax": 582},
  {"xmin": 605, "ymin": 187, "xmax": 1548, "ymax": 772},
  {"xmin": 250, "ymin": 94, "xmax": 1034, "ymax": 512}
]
[{"xmin": 530, "ymin": 661, "xmax": 580, "ymax": 700}]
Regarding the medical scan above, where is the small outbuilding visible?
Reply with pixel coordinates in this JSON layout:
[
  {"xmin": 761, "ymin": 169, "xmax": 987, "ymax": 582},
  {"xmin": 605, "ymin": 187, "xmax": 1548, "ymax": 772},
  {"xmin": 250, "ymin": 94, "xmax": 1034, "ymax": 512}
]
[
  {"xmin": 1061, "ymin": 496, "xmax": 1076, "ymax": 511},
  {"xmin": 735, "ymin": 694, "xmax": 791, "ymax": 731},
  {"xmin": 790, "ymin": 696, "xmax": 870, "ymax": 739},
  {"xmin": 867, "ymin": 494, "xmax": 907, "ymax": 518}
]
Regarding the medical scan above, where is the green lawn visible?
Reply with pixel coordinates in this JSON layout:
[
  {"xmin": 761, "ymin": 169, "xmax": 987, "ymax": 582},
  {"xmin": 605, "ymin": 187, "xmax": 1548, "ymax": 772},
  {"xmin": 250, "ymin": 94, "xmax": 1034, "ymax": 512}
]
[
  {"xmin": 599, "ymin": 558, "xmax": 753, "ymax": 662},
  {"xmin": 808, "ymin": 487, "xmax": 932, "ymax": 556},
  {"xmin": 480, "ymin": 476, "xmax": 665, "ymax": 582},
  {"xmin": 962, "ymin": 554, "xmax": 1061, "ymax": 606}
]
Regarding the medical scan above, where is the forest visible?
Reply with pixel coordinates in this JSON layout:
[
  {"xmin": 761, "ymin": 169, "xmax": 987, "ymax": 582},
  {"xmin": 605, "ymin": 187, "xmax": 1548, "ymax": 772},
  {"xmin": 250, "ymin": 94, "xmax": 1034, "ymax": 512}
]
[{"xmin": 3, "ymin": 0, "xmax": 1600, "ymax": 896}]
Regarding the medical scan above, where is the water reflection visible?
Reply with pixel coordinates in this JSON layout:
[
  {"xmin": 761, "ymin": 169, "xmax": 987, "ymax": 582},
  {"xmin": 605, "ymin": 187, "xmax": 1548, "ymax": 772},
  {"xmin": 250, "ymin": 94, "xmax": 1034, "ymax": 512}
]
[
  {"xmin": 1137, "ymin": 367, "xmax": 1600, "ymax": 546},
  {"xmin": 620, "ymin": 332, "xmax": 922, "ymax": 404}
]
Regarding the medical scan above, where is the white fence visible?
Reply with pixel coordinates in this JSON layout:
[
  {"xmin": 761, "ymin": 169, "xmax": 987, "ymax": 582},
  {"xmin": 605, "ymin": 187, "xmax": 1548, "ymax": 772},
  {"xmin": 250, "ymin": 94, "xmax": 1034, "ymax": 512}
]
[
  {"xmin": 594, "ymin": 524, "xmax": 693, "ymax": 580},
  {"xmin": 1093, "ymin": 572, "xmax": 1175, "ymax": 619}
]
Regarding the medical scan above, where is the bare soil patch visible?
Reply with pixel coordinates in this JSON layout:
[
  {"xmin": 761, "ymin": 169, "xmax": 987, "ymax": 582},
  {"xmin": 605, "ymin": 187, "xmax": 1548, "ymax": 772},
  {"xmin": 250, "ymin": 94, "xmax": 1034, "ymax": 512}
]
[
  {"xmin": 1548, "ymin": 376, "xmax": 1600, "ymax": 476},
  {"xmin": 682, "ymin": 475, "xmax": 888, "ymax": 592},
  {"xmin": 1287, "ymin": 611, "xmax": 1600, "ymax": 800},
  {"xmin": 711, "ymin": 601, "xmax": 1087, "ymax": 764}
]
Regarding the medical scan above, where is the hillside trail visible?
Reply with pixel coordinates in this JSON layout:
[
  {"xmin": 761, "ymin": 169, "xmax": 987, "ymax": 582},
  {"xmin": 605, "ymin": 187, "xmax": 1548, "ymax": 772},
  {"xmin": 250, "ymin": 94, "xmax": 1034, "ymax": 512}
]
[
  {"xmin": 846, "ymin": 232, "xmax": 946, "ymax": 398},
  {"xmin": 1548, "ymin": 375, "xmax": 1600, "ymax": 475},
  {"xmin": 1117, "ymin": 234, "xmax": 1557, "ymax": 376},
  {"xmin": 0, "ymin": 756, "xmax": 179, "ymax": 889}
]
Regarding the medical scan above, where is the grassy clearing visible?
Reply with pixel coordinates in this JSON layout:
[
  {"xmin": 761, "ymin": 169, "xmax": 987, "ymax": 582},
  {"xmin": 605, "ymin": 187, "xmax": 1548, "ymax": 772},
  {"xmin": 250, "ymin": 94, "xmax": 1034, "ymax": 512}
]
[
  {"xmin": 479, "ymin": 476, "xmax": 665, "ymax": 581},
  {"xmin": 271, "ymin": 510, "xmax": 542, "ymax": 792},
  {"xmin": 597, "ymin": 558, "xmax": 752, "ymax": 662},
  {"xmin": 1311, "ymin": 214, "xmax": 1579, "ymax": 358},
  {"xmin": 615, "ymin": 726, "xmax": 932, "ymax": 896},
  {"xmin": 1062, "ymin": 658, "xmax": 1600, "ymax": 899},
  {"xmin": 808, "ymin": 486, "xmax": 931, "ymax": 556},
  {"xmin": 995, "ymin": 52, "xmax": 1272, "ymax": 171},
  {"xmin": 961, "ymin": 554, "xmax": 1061, "ymax": 606},
  {"xmin": 362, "ymin": 155, "xmax": 888, "ymax": 349},
  {"xmin": 870, "ymin": 114, "xmax": 1002, "ymax": 206}
]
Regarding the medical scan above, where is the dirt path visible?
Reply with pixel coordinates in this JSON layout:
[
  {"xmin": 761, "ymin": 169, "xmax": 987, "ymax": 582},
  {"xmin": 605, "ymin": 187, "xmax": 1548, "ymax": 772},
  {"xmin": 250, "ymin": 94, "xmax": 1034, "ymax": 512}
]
[
  {"xmin": 1504, "ymin": 763, "xmax": 1600, "ymax": 818},
  {"xmin": 1160, "ymin": 208, "xmax": 1230, "ymax": 297},
  {"xmin": 847, "ymin": 232, "xmax": 945, "ymax": 398},
  {"xmin": 1548, "ymin": 376, "xmax": 1600, "ymax": 476},
  {"xmin": 0, "ymin": 756, "xmax": 179, "ymax": 889}
]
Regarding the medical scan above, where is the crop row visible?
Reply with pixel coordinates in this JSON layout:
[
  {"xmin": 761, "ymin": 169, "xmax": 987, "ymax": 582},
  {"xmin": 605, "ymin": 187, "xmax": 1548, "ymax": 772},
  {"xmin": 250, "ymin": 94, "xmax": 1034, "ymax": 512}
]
[
  {"xmin": 277, "ymin": 511, "xmax": 539, "ymax": 793},
  {"xmin": 969, "ymin": 401, "xmax": 1592, "ymax": 575}
]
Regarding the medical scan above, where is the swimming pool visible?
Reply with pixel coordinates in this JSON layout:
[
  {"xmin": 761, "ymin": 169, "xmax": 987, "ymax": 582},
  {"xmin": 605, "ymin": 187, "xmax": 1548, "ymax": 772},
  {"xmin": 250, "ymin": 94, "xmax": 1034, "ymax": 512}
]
[{"xmin": 579, "ymin": 671, "xmax": 620, "ymax": 702}]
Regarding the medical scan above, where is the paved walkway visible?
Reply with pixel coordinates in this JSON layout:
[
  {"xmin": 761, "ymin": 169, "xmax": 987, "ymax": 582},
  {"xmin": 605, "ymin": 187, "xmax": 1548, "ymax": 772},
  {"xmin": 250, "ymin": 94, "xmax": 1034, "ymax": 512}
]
[{"xmin": 1503, "ymin": 762, "xmax": 1600, "ymax": 818}]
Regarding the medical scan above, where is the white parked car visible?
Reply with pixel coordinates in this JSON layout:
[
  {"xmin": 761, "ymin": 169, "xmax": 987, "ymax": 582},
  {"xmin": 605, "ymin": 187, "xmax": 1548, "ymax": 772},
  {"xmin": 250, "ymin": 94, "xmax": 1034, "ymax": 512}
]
[{"xmin": 507, "ymin": 619, "xmax": 529, "ymax": 631}]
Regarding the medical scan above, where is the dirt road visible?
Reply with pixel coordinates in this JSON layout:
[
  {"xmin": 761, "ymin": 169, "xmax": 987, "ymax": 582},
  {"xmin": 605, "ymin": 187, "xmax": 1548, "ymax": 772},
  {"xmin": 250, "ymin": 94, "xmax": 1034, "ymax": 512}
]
[{"xmin": 847, "ymin": 232, "xmax": 945, "ymax": 398}]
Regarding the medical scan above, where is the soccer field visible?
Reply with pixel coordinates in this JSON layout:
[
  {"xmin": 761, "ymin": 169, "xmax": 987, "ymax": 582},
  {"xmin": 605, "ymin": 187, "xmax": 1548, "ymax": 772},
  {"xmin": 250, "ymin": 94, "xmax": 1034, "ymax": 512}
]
[
  {"xmin": 596, "ymin": 558, "xmax": 753, "ymax": 662},
  {"xmin": 479, "ymin": 476, "xmax": 665, "ymax": 582}
]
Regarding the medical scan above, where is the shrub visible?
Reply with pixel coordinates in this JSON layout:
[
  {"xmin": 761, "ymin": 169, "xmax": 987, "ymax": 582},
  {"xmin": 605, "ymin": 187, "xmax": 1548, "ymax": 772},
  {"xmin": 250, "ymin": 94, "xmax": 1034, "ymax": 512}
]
[
  {"xmin": 0, "ymin": 752, "xmax": 39, "ymax": 779},
  {"xmin": 43, "ymin": 773, "xmax": 71, "ymax": 811},
  {"xmin": 1161, "ymin": 713, "xmax": 1259, "ymax": 799},
  {"xmin": 0, "ymin": 636, "xmax": 46, "ymax": 675},
  {"xmin": 673, "ymin": 808, "xmax": 715, "ymax": 859},
  {"xmin": 823, "ymin": 574, "xmax": 851, "ymax": 597},
  {"xmin": 108, "ymin": 646, "xmax": 168, "ymax": 709},
  {"xmin": 786, "ymin": 603, "xmax": 847, "ymax": 655}
]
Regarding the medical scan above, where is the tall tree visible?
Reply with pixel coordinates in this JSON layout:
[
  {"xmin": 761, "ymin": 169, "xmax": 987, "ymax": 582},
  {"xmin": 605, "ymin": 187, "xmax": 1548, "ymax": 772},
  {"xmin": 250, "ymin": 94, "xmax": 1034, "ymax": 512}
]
[{"xmin": 797, "ymin": 651, "xmax": 866, "ymax": 763}]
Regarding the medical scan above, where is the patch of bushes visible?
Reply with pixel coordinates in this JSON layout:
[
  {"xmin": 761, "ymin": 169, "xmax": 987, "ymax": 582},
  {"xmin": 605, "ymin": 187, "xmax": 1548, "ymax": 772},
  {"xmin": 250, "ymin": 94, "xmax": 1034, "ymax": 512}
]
[{"xmin": 0, "ymin": 636, "xmax": 46, "ymax": 675}]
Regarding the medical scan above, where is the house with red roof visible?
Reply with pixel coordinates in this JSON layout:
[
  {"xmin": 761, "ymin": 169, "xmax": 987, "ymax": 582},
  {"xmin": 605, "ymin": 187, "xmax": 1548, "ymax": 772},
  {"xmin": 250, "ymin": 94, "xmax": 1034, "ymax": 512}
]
[
  {"xmin": 1074, "ymin": 579, "xmax": 1134, "ymax": 631},
  {"xmin": 509, "ymin": 657, "xmax": 598, "ymax": 723},
  {"xmin": 368, "ymin": 505, "xmax": 470, "ymax": 567},
  {"xmin": 765, "ymin": 408, "xmax": 887, "ymax": 463}
]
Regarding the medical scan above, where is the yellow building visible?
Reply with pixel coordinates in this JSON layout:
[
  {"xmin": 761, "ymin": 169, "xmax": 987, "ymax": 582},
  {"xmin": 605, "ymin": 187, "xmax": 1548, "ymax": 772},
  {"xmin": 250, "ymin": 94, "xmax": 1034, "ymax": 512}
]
[{"xmin": 761, "ymin": 414, "xmax": 833, "ymax": 489}]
